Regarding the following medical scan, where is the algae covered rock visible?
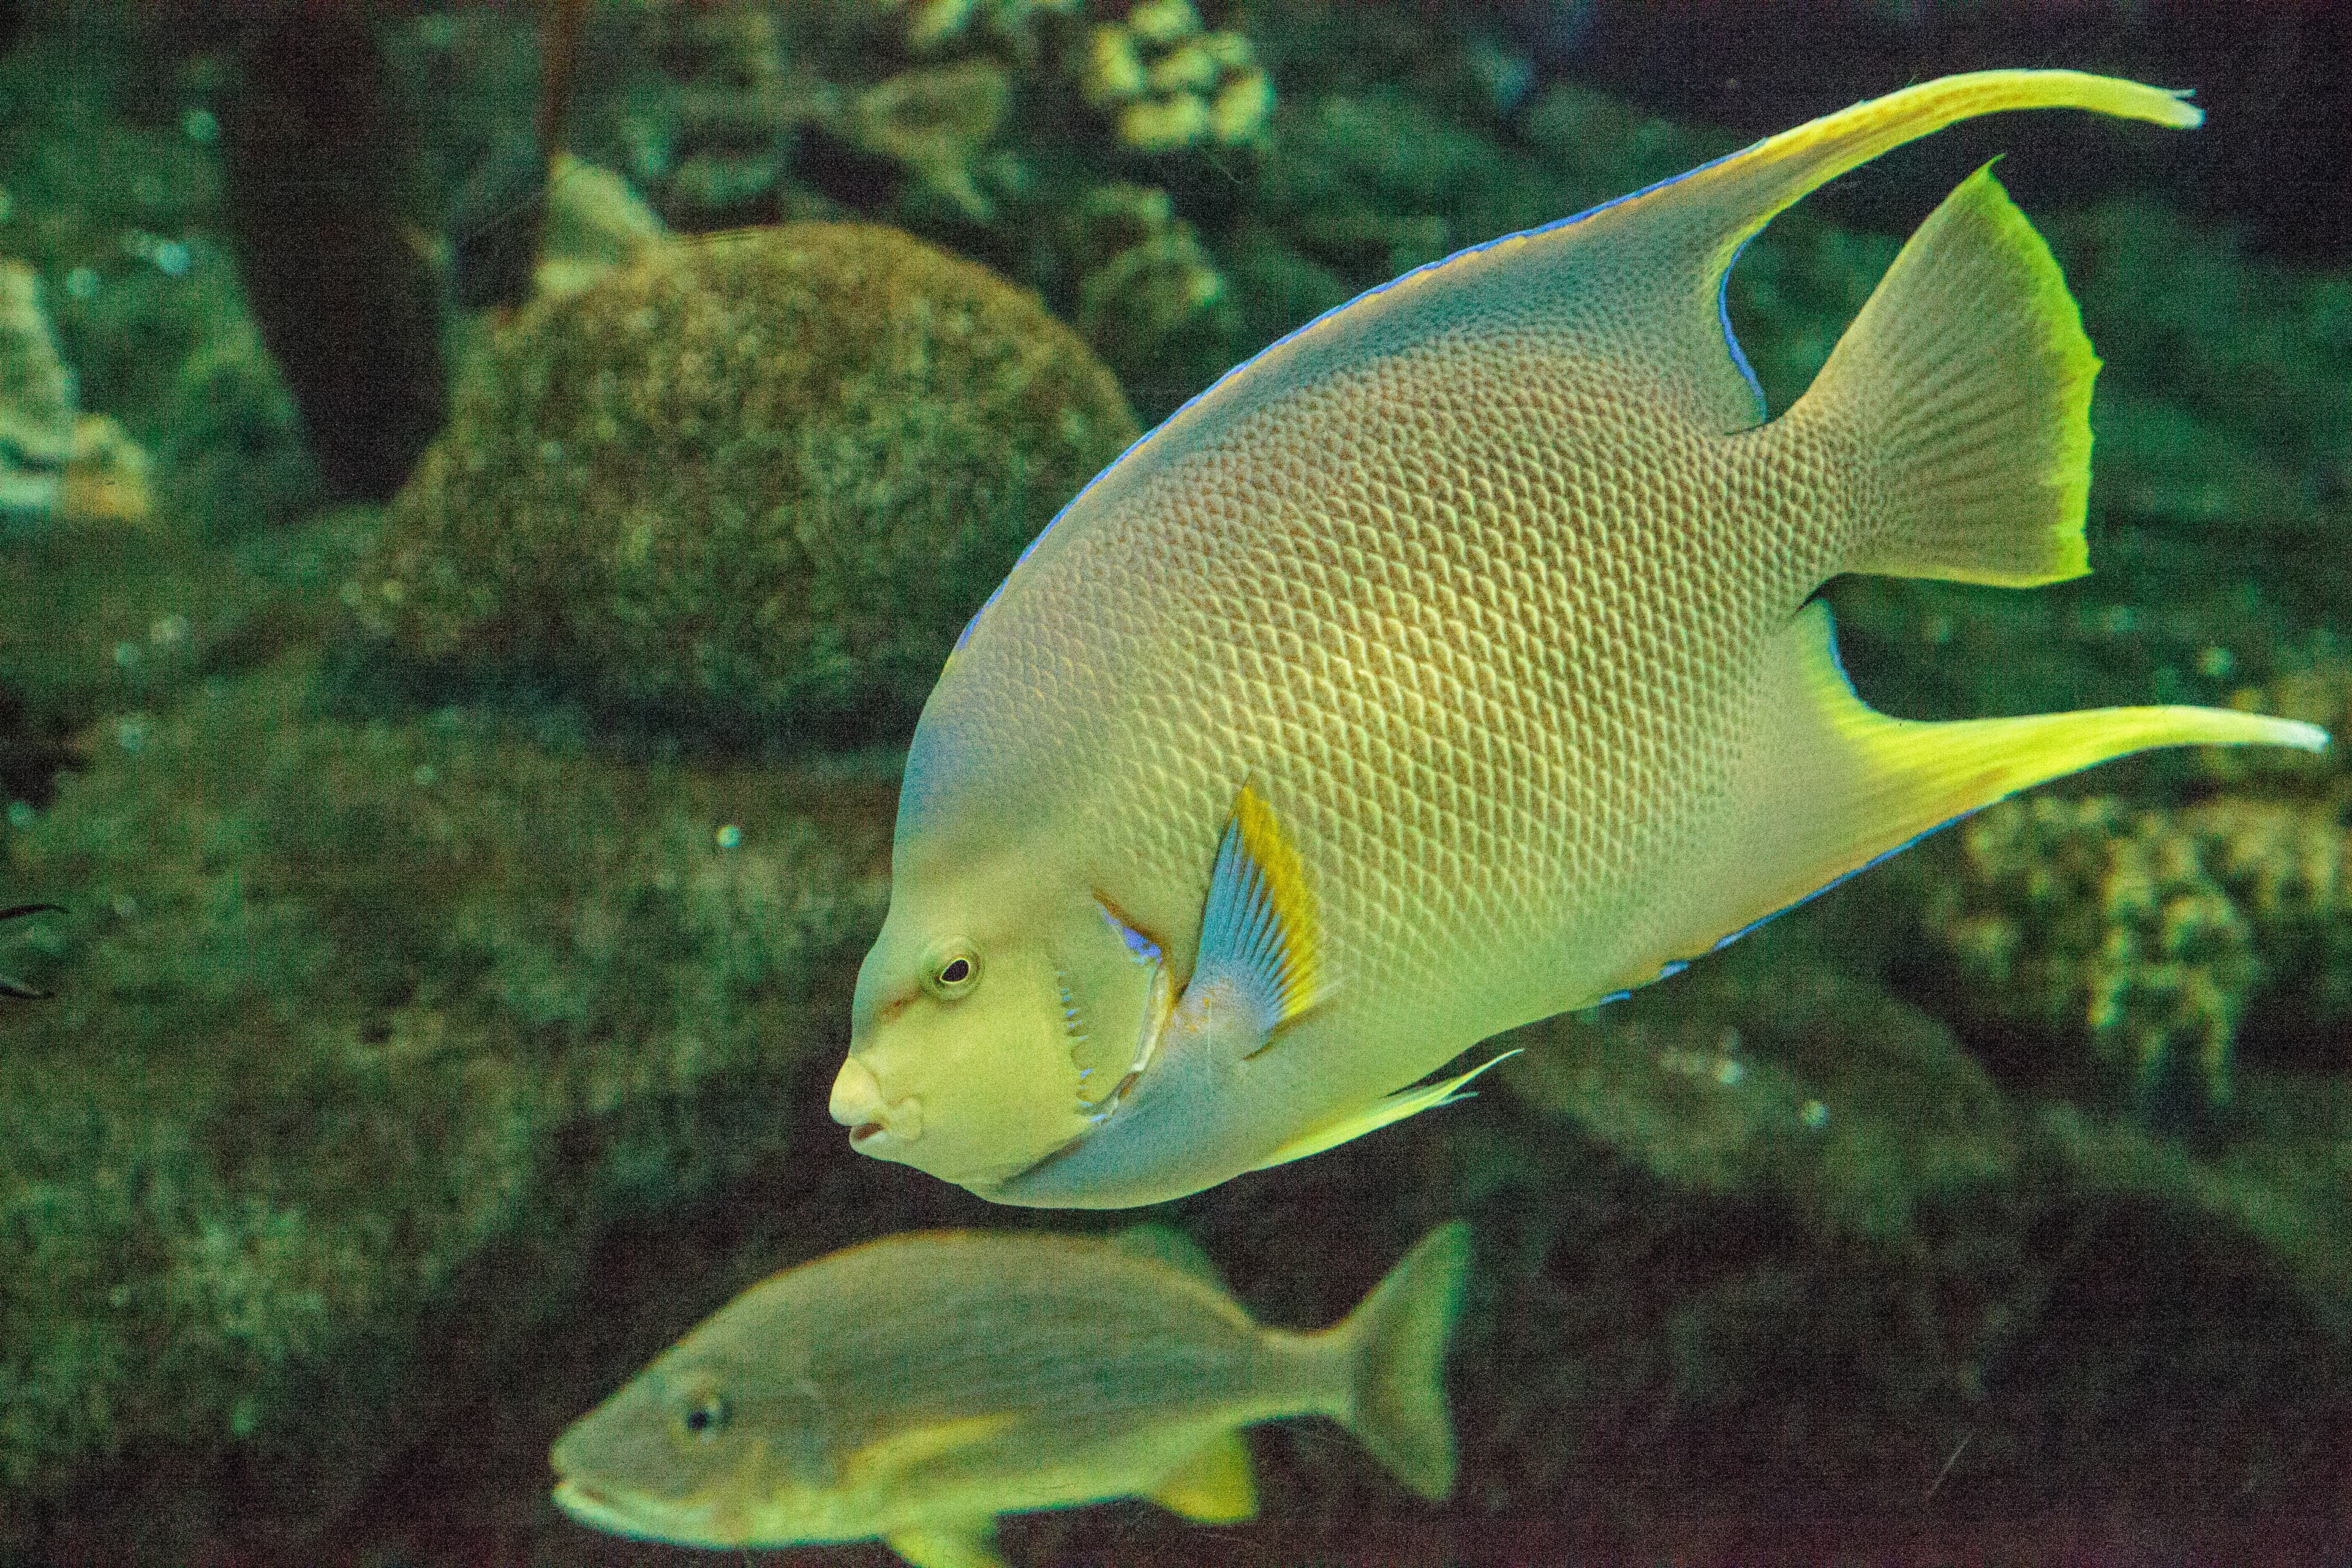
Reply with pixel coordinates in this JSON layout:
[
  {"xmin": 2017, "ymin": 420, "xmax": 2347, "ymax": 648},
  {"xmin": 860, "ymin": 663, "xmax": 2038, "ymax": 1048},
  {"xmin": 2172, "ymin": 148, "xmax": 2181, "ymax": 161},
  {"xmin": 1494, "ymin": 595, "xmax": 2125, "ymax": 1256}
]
[
  {"xmin": 356, "ymin": 222, "xmax": 1137, "ymax": 742},
  {"xmin": 1928, "ymin": 796, "xmax": 2258, "ymax": 1112},
  {"xmin": 1926, "ymin": 737, "xmax": 2352, "ymax": 1115},
  {"xmin": 1477, "ymin": 883, "xmax": 2352, "ymax": 1523},
  {"xmin": 0, "ymin": 644, "xmax": 895, "ymax": 1547}
]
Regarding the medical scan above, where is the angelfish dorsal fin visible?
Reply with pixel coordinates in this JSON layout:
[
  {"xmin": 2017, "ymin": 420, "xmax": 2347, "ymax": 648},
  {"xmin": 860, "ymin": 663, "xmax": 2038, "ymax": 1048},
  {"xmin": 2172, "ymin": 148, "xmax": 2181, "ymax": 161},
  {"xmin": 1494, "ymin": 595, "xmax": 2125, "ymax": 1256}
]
[
  {"xmin": 1112, "ymin": 70, "xmax": 2203, "ymax": 486},
  {"xmin": 1148, "ymin": 1430, "xmax": 1258, "ymax": 1523},
  {"xmin": 1193, "ymin": 782, "xmax": 1324, "ymax": 1048},
  {"xmin": 1569, "ymin": 70, "xmax": 2202, "ymax": 432}
]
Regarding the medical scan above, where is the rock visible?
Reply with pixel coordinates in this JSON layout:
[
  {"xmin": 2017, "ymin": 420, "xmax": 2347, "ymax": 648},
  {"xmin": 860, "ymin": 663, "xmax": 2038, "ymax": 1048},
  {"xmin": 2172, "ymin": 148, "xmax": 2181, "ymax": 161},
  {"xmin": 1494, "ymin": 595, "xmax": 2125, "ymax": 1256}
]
[
  {"xmin": 355, "ymin": 221, "xmax": 1137, "ymax": 745},
  {"xmin": 0, "ymin": 646, "xmax": 894, "ymax": 1550}
]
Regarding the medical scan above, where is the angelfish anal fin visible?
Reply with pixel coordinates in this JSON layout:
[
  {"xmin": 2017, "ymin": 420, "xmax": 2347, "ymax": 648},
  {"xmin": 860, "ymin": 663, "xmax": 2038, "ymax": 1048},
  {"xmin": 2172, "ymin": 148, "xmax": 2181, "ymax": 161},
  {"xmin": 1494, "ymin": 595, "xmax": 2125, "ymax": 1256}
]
[
  {"xmin": 1253, "ymin": 1050, "xmax": 1521, "ymax": 1172},
  {"xmin": 1191, "ymin": 780, "xmax": 1325, "ymax": 1054},
  {"xmin": 883, "ymin": 1516, "xmax": 1009, "ymax": 1568},
  {"xmin": 1653, "ymin": 601, "xmax": 2331, "ymax": 973},
  {"xmin": 1148, "ymin": 1429, "xmax": 1259, "ymax": 1523}
]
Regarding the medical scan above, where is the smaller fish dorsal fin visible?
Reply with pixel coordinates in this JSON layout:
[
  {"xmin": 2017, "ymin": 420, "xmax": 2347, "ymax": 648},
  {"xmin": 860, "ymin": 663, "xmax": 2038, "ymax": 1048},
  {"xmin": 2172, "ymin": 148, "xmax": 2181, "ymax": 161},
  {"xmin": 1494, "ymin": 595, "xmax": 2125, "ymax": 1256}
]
[
  {"xmin": 1109, "ymin": 1223, "xmax": 1226, "ymax": 1287},
  {"xmin": 1147, "ymin": 1430, "xmax": 1259, "ymax": 1523}
]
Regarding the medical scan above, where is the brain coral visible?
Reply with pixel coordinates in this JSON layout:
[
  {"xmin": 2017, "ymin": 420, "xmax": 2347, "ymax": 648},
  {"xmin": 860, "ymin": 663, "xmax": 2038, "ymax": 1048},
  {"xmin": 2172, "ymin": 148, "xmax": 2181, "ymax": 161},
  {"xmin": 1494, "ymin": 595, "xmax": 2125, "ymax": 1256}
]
[{"xmin": 356, "ymin": 222, "xmax": 1137, "ymax": 740}]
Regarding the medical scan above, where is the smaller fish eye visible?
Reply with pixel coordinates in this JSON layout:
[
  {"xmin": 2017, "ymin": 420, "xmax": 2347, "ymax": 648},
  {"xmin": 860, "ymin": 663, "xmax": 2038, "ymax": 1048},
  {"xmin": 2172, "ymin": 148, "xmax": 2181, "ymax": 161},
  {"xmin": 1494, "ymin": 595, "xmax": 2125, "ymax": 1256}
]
[{"xmin": 682, "ymin": 1390, "xmax": 730, "ymax": 1442}]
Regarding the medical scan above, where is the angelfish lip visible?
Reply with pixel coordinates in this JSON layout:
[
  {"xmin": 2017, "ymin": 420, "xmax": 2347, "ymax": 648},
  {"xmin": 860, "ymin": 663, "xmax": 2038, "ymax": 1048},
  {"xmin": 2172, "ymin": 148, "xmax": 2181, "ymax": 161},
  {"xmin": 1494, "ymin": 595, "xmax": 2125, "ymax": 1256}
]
[{"xmin": 831, "ymin": 1057, "xmax": 923, "ymax": 1147}]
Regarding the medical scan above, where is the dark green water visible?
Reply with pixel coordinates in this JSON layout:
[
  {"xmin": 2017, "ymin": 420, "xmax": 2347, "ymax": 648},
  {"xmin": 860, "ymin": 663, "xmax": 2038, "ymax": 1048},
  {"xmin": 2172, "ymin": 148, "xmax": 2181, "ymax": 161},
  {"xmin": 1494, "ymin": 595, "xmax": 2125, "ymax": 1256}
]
[{"xmin": 2, "ymin": 2, "xmax": 2346, "ymax": 1563}]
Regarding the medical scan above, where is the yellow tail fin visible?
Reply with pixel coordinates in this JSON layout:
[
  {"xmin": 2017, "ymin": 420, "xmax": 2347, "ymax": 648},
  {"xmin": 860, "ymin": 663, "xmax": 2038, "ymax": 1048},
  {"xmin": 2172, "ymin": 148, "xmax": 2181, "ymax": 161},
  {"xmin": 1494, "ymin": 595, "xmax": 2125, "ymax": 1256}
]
[{"xmin": 1785, "ymin": 163, "xmax": 2099, "ymax": 586}]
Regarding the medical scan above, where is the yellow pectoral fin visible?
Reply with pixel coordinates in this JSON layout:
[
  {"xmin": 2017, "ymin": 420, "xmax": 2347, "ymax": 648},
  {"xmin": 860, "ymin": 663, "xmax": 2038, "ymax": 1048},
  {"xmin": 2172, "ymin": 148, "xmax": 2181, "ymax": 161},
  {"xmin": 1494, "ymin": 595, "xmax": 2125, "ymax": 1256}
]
[
  {"xmin": 1253, "ymin": 1051, "xmax": 1520, "ymax": 1171},
  {"xmin": 844, "ymin": 1413, "xmax": 1021, "ymax": 1489},
  {"xmin": 1149, "ymin": 1430, "xmax": 1258, "ymax": 1523},
  {"xmin": 883, "ymin": 1517, "xmax": 1009, "ymax": 1568}
]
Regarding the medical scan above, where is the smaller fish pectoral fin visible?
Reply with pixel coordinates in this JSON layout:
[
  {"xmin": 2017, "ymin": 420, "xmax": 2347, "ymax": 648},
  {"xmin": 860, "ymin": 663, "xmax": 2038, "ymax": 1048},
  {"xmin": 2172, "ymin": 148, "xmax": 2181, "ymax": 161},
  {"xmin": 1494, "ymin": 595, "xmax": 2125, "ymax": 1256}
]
[
  {"xmin": 1109, "ymin": 1223, "xmax": 1226, "ymax": 1287},
  {"xmin": 1251, "ymin": 1050, "xmax": 1520, "ymax": 1172},
  {"xmin": 1147, "ymin": 1428, "xmax": 1258, "ymax": 1523},
  {"xmin": 881, "ymin": 1515, "xmax": 1008, "ymax": 1568},
  {"xmin": 842, "ymin": 1412, "xmax": 1020, "ymax": 1490}
]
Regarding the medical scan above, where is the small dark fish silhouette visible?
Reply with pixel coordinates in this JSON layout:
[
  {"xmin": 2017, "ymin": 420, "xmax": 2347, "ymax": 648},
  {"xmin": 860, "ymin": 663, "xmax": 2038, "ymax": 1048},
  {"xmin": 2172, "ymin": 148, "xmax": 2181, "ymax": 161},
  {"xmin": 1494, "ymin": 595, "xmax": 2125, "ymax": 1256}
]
[{"xmin": 1, "ymin": 903, "xmax": 60, "ymax": 998}]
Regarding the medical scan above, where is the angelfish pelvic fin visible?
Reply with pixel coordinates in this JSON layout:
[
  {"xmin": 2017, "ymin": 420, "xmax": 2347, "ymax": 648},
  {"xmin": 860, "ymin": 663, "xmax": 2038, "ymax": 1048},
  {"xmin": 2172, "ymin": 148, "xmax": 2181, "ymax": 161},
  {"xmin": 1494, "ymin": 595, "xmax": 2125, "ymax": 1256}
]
[
  {"xmin": 1253, "ymin": 1050, "xmax": 1521, "ymax": 1172},
  {"xmin": 1194, "ymin": 781, "xmax": 1325, "ymax": 1054}
]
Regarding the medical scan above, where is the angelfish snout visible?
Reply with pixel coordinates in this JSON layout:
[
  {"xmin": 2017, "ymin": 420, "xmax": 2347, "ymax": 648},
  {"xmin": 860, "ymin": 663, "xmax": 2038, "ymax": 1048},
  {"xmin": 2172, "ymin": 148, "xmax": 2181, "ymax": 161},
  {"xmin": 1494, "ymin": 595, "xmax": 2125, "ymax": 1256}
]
[{"xmin": 829, "ymin": 1056, "xmax": 922, "ymax": 1147}]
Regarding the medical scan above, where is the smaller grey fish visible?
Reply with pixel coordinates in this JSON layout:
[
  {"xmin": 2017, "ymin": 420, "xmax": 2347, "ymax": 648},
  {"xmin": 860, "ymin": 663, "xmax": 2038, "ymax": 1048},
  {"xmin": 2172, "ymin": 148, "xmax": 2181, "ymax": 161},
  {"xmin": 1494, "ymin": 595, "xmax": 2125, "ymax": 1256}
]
[{"xmin": 550, "ymin": 1221, "xmax": 1470, "ymax": 1568}]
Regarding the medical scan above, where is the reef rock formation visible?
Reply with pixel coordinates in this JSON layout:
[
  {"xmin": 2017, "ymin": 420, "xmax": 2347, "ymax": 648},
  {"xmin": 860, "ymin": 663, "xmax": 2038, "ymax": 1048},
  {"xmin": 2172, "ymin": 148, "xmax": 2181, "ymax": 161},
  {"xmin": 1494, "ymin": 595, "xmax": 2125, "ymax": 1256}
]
[{"xmin": 356, "ymin": 221, "xmax": 1136, "ymax": 744}]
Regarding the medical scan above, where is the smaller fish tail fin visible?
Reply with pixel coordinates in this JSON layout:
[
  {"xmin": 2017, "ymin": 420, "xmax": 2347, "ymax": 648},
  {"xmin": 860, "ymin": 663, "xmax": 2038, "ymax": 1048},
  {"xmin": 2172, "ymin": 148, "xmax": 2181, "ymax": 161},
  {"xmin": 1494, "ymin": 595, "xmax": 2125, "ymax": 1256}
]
[
  {"xmin": 1784, "ymin": 161, "xmax": 2100, "ymax": 586},
  {"xmin": 1657, "ymin": 603, "xmax": 2329, "ymax": 965},
  {"xmin": 1329, "ymin": 1221, "xmax": 1471, "ymax": 1501}
]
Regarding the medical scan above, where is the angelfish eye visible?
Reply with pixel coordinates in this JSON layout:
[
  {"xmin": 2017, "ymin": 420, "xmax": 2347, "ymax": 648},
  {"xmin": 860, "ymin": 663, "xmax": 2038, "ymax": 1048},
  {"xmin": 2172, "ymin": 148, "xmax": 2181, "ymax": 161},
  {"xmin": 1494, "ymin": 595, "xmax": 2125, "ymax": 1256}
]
[
  {"xmin": 923, "ymin": 945, "xmax": 981, "ymax": 999},
  {"xmin": 682, "ymin": 1390, "xmax": 731, "ymax": 1442}
]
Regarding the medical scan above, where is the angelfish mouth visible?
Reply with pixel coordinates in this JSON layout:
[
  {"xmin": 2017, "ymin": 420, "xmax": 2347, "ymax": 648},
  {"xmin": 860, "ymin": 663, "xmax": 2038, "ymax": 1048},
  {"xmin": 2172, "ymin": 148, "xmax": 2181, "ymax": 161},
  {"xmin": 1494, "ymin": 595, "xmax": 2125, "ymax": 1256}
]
[{"xmin": 831, "ymin": 1055, "xmax": 921, "ymax": 1147}]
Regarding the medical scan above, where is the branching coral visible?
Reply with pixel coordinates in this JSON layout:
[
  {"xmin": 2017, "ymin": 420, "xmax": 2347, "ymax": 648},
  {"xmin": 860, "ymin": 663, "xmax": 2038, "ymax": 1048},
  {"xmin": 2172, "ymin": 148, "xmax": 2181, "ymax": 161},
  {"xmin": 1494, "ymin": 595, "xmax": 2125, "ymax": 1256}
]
[
  {"xmin": 1079, "ymin": 0, "xmax": 1273, "ymax": 153},
  {"xmin": 1929, "ymin": 797, "xmax": 2255, "ymax": 1110},
  {"xmin": 0, "ymin": 263, "xmax": 77, "ymax": 536},
  {"xmin": 1065, "ymin": 181, "xmax": 1235, "ymax": 394}
]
